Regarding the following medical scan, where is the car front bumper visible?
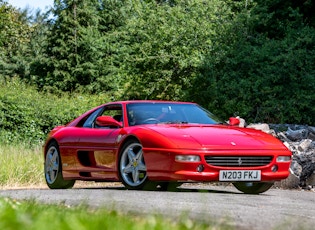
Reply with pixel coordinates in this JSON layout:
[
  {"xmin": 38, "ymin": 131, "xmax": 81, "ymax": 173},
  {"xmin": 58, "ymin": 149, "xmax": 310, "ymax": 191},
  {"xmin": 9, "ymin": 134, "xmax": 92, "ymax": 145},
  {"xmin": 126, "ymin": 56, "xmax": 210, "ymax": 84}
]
[{"xmin": 144, "ymin": 148, "xmax": 292, "ymax": 182}]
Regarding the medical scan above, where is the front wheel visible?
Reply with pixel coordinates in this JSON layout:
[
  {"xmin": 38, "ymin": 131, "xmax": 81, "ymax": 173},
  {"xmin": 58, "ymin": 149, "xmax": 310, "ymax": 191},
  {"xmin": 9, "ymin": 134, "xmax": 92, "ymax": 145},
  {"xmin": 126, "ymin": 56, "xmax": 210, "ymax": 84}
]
[
  {"xmin": 119, "ymin": 140, "xmax": 150, "ymax": 190},
  {"xmin": 233, "ymin": 182, "xmax": 274, "ymax": 194},
  {"xmin": 44, "ymin": 142, "xmax": 75, "ymax": 189}
]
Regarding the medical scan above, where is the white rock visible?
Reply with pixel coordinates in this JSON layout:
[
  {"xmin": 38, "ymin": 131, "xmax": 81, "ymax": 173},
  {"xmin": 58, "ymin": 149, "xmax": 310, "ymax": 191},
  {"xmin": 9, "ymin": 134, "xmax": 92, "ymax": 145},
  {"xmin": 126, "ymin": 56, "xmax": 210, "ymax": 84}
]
[
  {"xmin": 298, "ymin": 139, "xmax": 313, "ymax": 152},
  {"xmin": 241, "ymin": 121, "xmax": 315, "ymax": 188},
  {"xmin": 283, "ymin": 141, "xmax": 291, "ymax": 149},
  {"xmin": 237, "ymin": 117, "xmax": 246, "ymax": 128},
  {"xmin": 247, "ymin": 123, "xmax": 270, "ymax": 133}
]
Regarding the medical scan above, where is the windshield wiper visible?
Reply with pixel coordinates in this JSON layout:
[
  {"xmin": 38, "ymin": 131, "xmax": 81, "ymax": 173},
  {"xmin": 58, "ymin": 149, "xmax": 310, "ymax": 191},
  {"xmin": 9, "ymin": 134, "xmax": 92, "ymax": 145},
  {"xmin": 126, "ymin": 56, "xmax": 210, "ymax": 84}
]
[{"xmin": 164, "ymin": 121, "xmax": 189, "ymax": 124}]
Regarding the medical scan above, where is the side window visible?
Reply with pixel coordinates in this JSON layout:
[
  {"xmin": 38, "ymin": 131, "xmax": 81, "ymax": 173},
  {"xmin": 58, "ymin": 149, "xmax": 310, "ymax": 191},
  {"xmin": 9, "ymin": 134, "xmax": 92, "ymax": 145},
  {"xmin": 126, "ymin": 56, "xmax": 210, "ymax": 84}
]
[
  {"xmin": 96, "ymin": 104, "xmax": 123, "ymax": 128},
  {"xmin": 100, "ymin": 105, "xmax": 123, "ymax": 121},
  {"xmin": 81, "ymin": 104, "xmax": 123, "ymax": 128},
  {"xmin": 82, "ymin": 107, "xmax": 103, "ymax": 128}
]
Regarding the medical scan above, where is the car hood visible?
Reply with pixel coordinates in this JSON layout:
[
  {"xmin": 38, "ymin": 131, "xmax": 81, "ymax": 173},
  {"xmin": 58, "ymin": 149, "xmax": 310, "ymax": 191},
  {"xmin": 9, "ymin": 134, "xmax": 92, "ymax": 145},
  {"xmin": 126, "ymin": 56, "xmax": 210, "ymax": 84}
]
[{"xmin": 145, "ymin": 124, "xmax": 287, "ymax": 150}]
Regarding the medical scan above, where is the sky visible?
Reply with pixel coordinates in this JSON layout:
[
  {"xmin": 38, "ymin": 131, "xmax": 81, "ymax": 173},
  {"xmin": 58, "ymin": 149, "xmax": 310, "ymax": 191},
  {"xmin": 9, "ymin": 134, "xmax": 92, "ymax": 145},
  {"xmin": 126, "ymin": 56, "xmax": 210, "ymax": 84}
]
[{"xmin": 7, "ymin": 0, "xmax": 54, "ymax": 12}]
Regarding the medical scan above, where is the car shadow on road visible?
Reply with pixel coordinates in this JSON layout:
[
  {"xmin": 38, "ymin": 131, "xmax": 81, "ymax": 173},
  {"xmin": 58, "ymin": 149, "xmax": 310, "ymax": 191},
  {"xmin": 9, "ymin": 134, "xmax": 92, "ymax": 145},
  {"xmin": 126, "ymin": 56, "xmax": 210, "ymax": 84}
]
[
  {"xmin": 176, "ymin": 187, "xmax": 241, "ymax": 194},
  {"xmin": 80, "ymin": 183, "xmax": 242, "ymax": 195}
]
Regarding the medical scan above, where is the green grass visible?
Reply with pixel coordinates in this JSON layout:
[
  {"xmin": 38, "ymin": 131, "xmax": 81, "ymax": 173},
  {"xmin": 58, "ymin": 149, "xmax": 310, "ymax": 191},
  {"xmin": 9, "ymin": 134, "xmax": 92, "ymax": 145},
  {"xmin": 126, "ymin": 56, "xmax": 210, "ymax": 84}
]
[
  {"xmin": 0, "ymin": 143, "xmax": 44, "ymax": 187},
  {"xmin": 0, "ymin": 198, "xmax": 233, "ymax": 230}
]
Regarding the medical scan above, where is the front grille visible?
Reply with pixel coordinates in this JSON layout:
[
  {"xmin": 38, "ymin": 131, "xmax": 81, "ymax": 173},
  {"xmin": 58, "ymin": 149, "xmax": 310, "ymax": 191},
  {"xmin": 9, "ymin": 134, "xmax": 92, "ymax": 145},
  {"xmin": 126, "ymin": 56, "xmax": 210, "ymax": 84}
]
[{"xmin": 205, "ymin": 156, "xmax": 273, "ymax": 167}]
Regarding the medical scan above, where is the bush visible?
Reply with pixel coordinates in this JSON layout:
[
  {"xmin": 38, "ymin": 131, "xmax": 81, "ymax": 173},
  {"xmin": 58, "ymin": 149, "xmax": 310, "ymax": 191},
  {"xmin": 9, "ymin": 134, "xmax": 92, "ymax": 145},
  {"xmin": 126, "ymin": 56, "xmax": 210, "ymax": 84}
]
[{"xmin": 0, "ymin": 78, "xmax": 108, "ymax": 145}]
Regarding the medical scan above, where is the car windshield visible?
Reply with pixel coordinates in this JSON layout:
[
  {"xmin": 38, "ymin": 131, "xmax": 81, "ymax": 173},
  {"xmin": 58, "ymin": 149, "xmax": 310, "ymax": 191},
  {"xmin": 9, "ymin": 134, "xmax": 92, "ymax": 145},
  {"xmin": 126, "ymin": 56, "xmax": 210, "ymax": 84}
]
[{"xmin": 126, "ymin": 103, "xmax": 222, "ymax": 126}]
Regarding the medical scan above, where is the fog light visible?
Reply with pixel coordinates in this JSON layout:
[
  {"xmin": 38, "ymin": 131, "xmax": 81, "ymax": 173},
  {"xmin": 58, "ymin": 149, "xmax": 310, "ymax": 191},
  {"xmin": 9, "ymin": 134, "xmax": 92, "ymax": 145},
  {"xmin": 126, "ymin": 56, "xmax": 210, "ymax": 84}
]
[
  {"xmin": 276, "ymin": 156, "xmax": 291, "ymax": 162},
  {"xmin": 175, "ymin": 155, "xmax": 201, "ymax": 162},
  {"xmin": 196, "ymin": 164, "xmax": 204, "ymax": 172},
  {"xmin": 271, "ymin": 165, "xmax": 278, "ymax": 172}
]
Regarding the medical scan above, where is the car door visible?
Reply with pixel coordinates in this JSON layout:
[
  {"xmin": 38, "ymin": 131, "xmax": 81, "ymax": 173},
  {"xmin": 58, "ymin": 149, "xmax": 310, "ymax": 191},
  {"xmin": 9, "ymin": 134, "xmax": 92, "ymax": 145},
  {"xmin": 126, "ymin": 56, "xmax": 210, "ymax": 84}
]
[{"xmin": 73, "ymin": 104, "xmax": 124, "ymax": 179}]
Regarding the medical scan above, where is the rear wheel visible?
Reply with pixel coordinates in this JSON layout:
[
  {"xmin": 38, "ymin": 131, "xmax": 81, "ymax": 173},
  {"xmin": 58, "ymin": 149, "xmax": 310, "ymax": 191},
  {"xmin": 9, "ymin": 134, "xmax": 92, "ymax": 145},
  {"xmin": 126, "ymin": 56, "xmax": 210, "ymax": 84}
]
[
  {"xmin": 233, "ymin": 182, "xmax": 274, "ymax": 194},
  {"xmin": 119, "ymin": 140, "xmax": 150, "ymax": 190},
  {"xmin": 44, "ymin": 142, "xmax": 75, "ymax": 189}
]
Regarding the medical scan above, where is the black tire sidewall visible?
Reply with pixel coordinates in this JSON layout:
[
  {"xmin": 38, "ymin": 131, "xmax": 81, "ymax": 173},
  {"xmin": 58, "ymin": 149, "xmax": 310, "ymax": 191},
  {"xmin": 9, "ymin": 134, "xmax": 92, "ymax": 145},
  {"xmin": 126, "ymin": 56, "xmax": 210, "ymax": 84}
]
[
  {"xmin": 233, "ymin": 182, "xmax": 274, "ymax": 194},
  {"xmin": 44, "ymin": 141, "xmax": 75, "ymax": 189}
]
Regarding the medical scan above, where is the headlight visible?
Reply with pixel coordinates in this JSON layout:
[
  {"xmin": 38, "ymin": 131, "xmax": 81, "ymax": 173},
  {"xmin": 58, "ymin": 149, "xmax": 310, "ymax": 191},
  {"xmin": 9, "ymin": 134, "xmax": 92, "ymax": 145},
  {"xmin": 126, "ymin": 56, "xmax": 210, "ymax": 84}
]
[
  {"xmin": 175, "ymin": 155, "xmax": 201, "ymax": 162},
  {"xmin": 276, "ymin": 156, "xmax": 291, "ymax": 162}
]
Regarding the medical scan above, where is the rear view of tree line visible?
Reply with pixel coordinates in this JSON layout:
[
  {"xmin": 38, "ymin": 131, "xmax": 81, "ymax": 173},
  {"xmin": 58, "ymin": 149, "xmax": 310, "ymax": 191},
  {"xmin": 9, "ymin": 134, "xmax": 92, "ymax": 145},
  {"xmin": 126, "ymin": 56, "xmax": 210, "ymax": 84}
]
[{"xmin": 1, "ymin": 0, "xmax": 314, "ymax": 125}]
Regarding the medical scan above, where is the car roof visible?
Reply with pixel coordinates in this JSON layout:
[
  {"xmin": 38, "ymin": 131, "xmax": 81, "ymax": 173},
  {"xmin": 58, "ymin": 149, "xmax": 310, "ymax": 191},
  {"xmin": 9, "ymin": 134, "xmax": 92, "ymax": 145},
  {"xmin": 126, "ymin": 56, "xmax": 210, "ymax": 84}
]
[{"xmin": 107, "ymin": 100, "xmax": 196, "ymax": 105}]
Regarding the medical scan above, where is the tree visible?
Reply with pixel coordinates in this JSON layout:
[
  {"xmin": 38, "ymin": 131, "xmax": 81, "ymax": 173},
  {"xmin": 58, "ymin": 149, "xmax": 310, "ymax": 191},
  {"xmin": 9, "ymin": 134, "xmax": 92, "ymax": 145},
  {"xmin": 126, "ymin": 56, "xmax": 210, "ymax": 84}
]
[
  {"xmin": 0, "ymin": 1, "xmax": 33, "ymax": 79},
  {"xmin": 190, "ymin": 0, "xmax": 315, "ymax": 124},
  {"xmin": 30, "ymin": 0, "xmax": 104, "ymax": 93},
  {"xmin": 249, "ymin": 0, "xmax": 315, "ymax": 39},
  {"xmin": 108, "ymin": 0, "xmax": 234, "ymax": 100},
  {"xmin": 30, "ymin": 0, "xmax": 132, "ymax": 94}
]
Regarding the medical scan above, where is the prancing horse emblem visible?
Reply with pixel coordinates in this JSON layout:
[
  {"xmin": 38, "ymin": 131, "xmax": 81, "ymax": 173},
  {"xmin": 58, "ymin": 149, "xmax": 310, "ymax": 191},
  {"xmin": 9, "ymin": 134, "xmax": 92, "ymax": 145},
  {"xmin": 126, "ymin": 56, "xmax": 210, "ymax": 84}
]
[{"xmin": 238, "ymin": 157, "xmax": 242, "ymax": 166}]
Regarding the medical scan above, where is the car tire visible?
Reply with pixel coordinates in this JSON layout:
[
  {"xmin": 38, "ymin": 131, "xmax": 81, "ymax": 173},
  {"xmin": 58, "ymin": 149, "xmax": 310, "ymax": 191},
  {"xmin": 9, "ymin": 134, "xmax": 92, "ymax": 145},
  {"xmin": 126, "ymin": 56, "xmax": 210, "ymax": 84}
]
[
  {"xmin": 119, "ymin": 140, "xmax": 151, "ymax": 190},
  {"xmin": 232, "ymin": 182, "xmax": 274, "ymax": 194},
  {"xmin": 44, "ymin": 141, "xmax": 75, "ymax": 189}
]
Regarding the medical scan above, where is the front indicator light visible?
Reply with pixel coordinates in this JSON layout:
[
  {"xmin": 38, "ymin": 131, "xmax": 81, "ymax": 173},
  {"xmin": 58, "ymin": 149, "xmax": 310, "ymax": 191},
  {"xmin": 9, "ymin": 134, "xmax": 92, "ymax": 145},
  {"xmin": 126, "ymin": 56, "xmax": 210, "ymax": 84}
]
[
  {"xmin": 175, "ymin": 155, "xmax": 201, "ymax": 162},
  {"xmin": 276, "ymin": 156, "xmax": 291, "ymax": 162}
]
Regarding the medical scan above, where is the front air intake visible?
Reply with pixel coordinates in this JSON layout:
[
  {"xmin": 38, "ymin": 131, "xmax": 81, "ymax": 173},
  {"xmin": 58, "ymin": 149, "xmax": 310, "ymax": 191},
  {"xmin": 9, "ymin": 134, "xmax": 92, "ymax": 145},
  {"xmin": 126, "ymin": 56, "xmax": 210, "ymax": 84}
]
[{"xmin": 205, "ymin": 156, "xmax": 273, "ymax": 167}]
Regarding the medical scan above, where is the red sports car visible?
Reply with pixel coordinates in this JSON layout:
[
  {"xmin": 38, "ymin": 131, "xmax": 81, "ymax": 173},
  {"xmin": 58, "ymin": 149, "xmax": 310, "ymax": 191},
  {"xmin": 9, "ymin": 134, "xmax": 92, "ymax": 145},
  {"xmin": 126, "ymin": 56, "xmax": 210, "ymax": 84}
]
[{"xmin": 44, "ymin": 100, "xmax": 292, "ymax": 194}]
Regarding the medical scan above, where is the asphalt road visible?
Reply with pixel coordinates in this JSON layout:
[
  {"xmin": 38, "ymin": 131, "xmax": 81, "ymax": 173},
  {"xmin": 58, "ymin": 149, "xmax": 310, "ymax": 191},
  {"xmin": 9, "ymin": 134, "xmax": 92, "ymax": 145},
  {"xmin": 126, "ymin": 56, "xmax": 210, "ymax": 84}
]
[{"xmin": 0, "ymin": 184, "xmax": 314, "ymax": 230}]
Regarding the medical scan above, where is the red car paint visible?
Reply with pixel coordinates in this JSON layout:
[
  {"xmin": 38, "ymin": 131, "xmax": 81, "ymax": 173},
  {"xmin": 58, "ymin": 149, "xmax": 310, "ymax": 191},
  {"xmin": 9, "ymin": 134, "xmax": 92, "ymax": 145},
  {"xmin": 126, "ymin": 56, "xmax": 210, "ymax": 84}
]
[{"xmin": 44, "ymin": 100, "xmax": 292, "ymax": 193}]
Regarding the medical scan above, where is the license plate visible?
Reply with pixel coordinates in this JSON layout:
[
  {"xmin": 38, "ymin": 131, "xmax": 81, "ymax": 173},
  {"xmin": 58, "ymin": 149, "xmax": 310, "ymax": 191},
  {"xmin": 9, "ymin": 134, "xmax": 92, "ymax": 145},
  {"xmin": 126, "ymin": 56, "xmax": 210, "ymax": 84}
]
[{"xmin": 219, "ymin": 170, "xmax": 261, "ymax": 181}]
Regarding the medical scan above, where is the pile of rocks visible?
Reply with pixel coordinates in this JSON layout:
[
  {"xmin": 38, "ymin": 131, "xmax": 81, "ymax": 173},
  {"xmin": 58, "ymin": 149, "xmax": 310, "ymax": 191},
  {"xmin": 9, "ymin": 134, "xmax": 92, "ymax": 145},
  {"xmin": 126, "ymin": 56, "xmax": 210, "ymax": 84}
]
[{"xmin": 246, "ymin": 122, "xmax": 315, "ymax": 189}]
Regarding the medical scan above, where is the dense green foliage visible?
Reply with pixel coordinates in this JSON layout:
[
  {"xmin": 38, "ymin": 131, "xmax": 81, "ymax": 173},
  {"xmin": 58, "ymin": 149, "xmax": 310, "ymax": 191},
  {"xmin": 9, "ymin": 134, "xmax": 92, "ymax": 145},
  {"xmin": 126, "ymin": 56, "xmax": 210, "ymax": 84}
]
[
  {"xmin": 0, "ymin": 1, "xmax": 32, "ymax": 79},
  {"xmin": 106, "ymin": 0, "xmax": 234, "ymax": 101},
  {"xmin": 192, "ymin": 6, "xmax": 315, "ymax": 123},
  {"xmin": 0, "ymin": 0, "xmax": 314, "ymax": 137},
  {"xmin": 0, "ymin": 78, "xmax": 106, "ymax": 143}
]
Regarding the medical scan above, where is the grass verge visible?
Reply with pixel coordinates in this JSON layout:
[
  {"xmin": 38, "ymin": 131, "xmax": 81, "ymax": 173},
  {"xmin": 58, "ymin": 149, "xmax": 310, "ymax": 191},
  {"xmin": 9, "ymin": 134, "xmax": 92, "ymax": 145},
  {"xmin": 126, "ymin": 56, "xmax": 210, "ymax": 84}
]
[
  {"xmin": 0, "ymin": 144, "xmax": 44, "ymax": 188},
  {"xmin": 0, "ymin": 197, "xmax": 233, "ymax": 230}
]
